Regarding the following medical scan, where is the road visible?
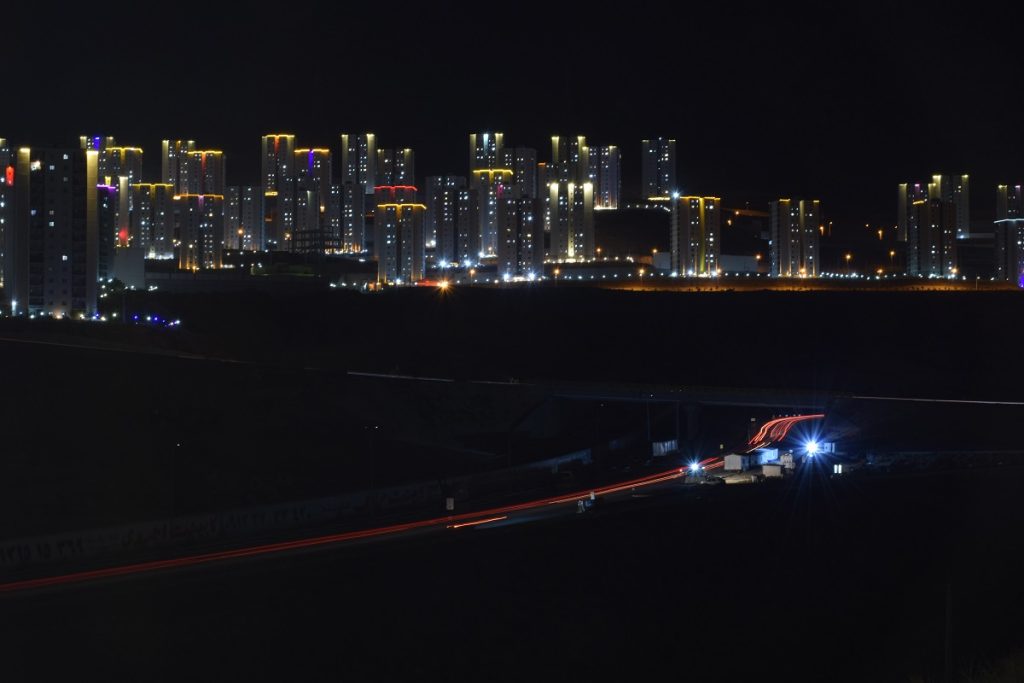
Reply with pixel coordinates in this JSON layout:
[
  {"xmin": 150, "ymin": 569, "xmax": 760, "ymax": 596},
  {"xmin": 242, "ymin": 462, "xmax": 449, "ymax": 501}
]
[{"xmin": 0, "ymin": 413, "xmax": 825, "ymax": 595}]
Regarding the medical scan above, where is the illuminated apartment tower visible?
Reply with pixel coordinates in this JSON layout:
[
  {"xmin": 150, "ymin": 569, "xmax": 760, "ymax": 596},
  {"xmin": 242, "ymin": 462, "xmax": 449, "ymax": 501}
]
[
  {"xmin": 373, "ymin": 185, "xmax": 425, "ymax": 283},
  {"xmin": 293, "ymin": 148, "xmax": 332, "ymax": 253},
  {"xmin": 0, "ymin": 139, "xmax": 11, "ymax": 286},
  {"xmin": 99, "ymin": 146, "xmax": 142, "ymax": 187},
  {"xmin": 470, "ymin": 132, "xmax": 504, "ymax": 173},
  {"xmin": 897, "ymin": 182, "xmax": 927, "ymax": 242},
  {"xmin": 547, "ymin": 180, "xmax": 594, "ymax": 260},
  {"xmin": 930, "ymin": 174, "xmax": 970, "ymax": 238},
  {"xmin": 340, "ymin": 133, "xmax": 377, "ymax": 192},
  {"xmin": 130, "ymin": 183, "xmax": 176, "ymax": 257},
  {"xmin": 96, "ymin": 146, "xmax": 143, "ymax": 244},
  {"xmin": 261, "ymin": 134, "xmax": 296, "ymax": 250},
  {"xmin": 184, "ymin": 150, "xmax": 226, "ymax": 195},
  {"xmin": 456, "ymin": 188, "xmax": 480, "ymax": 264},
  {"xmin": 588, "ymin": 145, "xmax": 621, "ymax": 209},
  {"xmin": 425, "ymin": 175, "xmax": 467, "ymax": 262},
  {"xmin": 899, "ymin": 174, "xmax": 969, "ymax": 243},
  {"xmin": 80, "ymin": 135, "xmax": 116, "ymax": 152},
  {"xmin": 500, "ymin": 147, "xmax": 538, "ymax": 198},
  {"xmin": 224, "ymin": 186, "xmax": 261, "ymax": 250},
  {"xmin": 769, "ymin": 199, "xmax": 820, "ymax": 277},
  {"xmin": 907, "ymin": 198, "xmax": 956, "ymax": 277},
  {"xmin": 341, "ymin": 183, "xmax": 366, "ymax": 252},
  {"xmin": 97, "ymin": 183, "xmax": 118, "ymax": 281},
  {"xmin": 497, "ymin": 197, "xmax": 543, "ymax": 279},
  {"xmin": 994, "ymin": 184, "xmax": 1024, "ymax": 282},
  {"xmin": 471, "ymin": 168, "xmax": 515, "ymax": 256},
  {"xmin": 340, "ymin": 133, "xmax": 375, "ymax": 252},
  {"xmin": 671, "ymin": 196, "xmax": 720, "ymax": 276},
  {"xmin": 6, "ymin": 148, "xmax": 101, "ymax": 317},
  {"xmin": 376, "ymin": 148, "xmax": 415, "ymax": 186},
  {"xmin": 642, "ymin": 138, "xmax": 676, "ymax": 199},
  {"xmin": 173, "ymin": 194, "xmax": 224, "ymax": 270},
  {"xmin": 550, "ymin": 135, "xmax": 589, "ymax": 184},
  {"xmin": 161, "ymin": 139, "xmax": 196, "ymax": 193},
  {"xmin": 468, "ymin": 132, "xmax": 512, "ymax": 256}
]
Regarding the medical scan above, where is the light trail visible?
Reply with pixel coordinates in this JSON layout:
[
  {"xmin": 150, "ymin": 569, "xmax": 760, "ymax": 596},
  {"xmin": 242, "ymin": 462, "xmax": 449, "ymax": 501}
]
[
  {"xmin": 447, "ymin": 516, "xmax": 507, "ymax": 529},
  {"xmin": 0, "ymin": 467, "xmax": 686, "ymax": 595}
]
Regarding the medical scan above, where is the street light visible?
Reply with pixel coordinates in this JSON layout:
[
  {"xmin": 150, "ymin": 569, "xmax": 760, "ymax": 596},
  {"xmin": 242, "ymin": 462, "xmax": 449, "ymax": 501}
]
[
  {"xmin": 889, "ymin": 249, "xmax": 895, "ymax": 268},
  {"xmin": 845, "ymin": 253, "xmax": 852, "ymax": 274}
]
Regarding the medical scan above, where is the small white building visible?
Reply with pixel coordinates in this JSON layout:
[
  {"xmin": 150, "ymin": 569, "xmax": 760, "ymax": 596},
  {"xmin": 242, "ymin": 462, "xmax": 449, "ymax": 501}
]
[
  {"xmin": 724, "ymin": 454, "xmax": 751, "ymax": 471},
  {"xmin": 762, "ymin": 463, "xmax": 784, "ymax": 478}
]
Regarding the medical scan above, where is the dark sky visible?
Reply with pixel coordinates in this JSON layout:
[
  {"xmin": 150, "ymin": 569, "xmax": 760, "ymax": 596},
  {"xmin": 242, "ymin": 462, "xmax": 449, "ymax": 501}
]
[{"xmin": 6, "ymin": 4, "xmax": 1021, "ymax": 234}]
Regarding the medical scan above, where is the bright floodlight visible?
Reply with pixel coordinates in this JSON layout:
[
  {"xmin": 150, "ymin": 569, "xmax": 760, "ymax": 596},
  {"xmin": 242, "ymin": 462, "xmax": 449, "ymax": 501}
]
[
  {"xmin": 806, "ymin": 440, "xmax": 819, "ymax": 456},
  {"xmin": 689, "ymin": 462, "xmax": 701, "ymax": 473}
]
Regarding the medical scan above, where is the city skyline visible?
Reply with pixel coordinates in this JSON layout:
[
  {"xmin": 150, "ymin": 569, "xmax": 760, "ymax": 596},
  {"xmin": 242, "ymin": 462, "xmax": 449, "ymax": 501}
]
[{"xmin": 5, "ymin": 6, "xmax": 1022, "ymax": 232}]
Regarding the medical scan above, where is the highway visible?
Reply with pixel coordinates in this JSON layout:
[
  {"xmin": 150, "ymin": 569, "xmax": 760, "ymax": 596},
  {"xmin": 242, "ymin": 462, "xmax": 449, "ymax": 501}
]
[{"xmin": 0, "ymin": 412, "xmax": 824, "ymax": 595}]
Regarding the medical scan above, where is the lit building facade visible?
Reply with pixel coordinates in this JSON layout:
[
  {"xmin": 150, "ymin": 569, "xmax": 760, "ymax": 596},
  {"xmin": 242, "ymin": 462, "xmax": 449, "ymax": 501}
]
[
  {"xmin": 994, "ymin": 183, "xmax": 1024, "ymax": 282},
  {"xmin": 671, "ymin": 195, "xmax": 720, "ymax": 276},
  {"xmin": 376, "ymin": 148, "xmax": 415, "ymax": 186},
  {"xmin": 769, "ymin": 198, "xmax": 820, "ymax": 276},
  {"xmin": 342, "ymin": 183, "xmax": 366, "ymax": 252},
  {"xmin": 907, "ymin": 198, "xmax": 957, "ymax": 277},
  {"xmin": 261, "ymin": 134, "xmax": 296, "ymax": 250},
  {"xmin": 130, "ymin": 183, "xmax": 175, "ymax": 258},
  {"xmin": 293, "ymin": 148, "xmax": 332, "ymax": 254},
  {"xmin": 185, "ymin": 150, "xmax": 226, "ymax": 195},
  {"xmin": 6, "ymin": 148, "xmax": 101, "ymax": 317},
  {"xmin": 497, "ymin": 197, "xmax": 543, "ymax": 279},
  {"xmin": 425, "ymin": 175, "xmax": 466, "ymax": 262},
  {"xmin": 588, "ymin": 145, "xmax": 621, "ymax": 209},
  {"xmin": 0, "ymin": 138, "xmax": 12, "ymax": 287},
  {"xmin": 899, "ymin": 174, "xmax": 969, "ymax": 243},
  {"xmin": 173, "ymin": 194, "xmax": 224, "ymax": 270},
  {"xmin": 470, "ymin": 132, "xmax": 504, "ymax": 173},
  {"xmin": 373, "ymin": 184, "xmax": 425, "ymax": 283},
  {"xmin": 97, "ymin": 183, "xmax": 118, "ymax": 281},
  {"xmin": 547, "ymin": 180, "xmax": 594, "ymax": 260},
  {"xmin": 471, "ymin": 168, "xmax": 515, "ymax": 256},
  {"xmin": 161, "ymin": 139, "xmax": 196, "ymax": 193},
  {"xmin": 225, "ymin": 186, "xmax": 262, "ymax": 251},
  {"xmin": 340, "ymin": 133, "xmax": 376, "ymax": 192},
  {"xmin": 551, "ymin": 135, "xmax": 589, "ymax": 184},
  {"xmin": 500, "ymin": 147, "xmax": 538, "ymax": 198},
  {"xmin": 642, "ymin": 137, "xmax": 676, "ymax": 199}
]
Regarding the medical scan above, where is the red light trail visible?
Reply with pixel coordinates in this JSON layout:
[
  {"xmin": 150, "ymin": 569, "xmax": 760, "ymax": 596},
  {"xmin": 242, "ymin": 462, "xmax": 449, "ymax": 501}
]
[{"xmin": 0, "ymin": 467, "xmax": 687, "ymax": 594}]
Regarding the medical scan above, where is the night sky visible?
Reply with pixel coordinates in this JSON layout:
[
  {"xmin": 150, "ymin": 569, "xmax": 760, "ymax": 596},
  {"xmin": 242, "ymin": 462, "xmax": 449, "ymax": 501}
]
[{"xmin": 6, "ymin": 4, "xmax": 1021, "ymax": 235}]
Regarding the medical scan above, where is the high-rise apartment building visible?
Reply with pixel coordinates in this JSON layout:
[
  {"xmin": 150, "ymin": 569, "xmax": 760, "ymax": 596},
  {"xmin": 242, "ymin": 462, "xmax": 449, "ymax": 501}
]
[
  {"xmin": 769, "ymin": 199, "xmax": 820, "ymax": 276},
  {"xmin": 161, "ymin": 139, "xmax": 196, "ymax": 193},
  {"xmin": 340, "ymin": 133, "xmax": 377, "ymax": 191},
  {"xmin": 425, "ymin": 175, "xmax": 466, "ymax": 260},
  {"xmin": 5, "ymin": 148, "xmax": 101, "ymax": 317},
  {"xmin": 373, "ymin": 185, "xmax": 425, "ymax": 283},
  {"xmin": 173, "ymin": 194, "xmax": 224, "ymax": 270},
  {"xmin": 261, "ymin": 133, "xmax": 296, "ymax": 250},
  {"xmin": 547, "ymin": 180, "xmax": 594, "ymax": 260},
  {"xmin": 129, "ymin": 183, "xmax": 175, "ymax": 258},
  {"xmin": 907, "ymin": 198, "xmax": 957, "ymax": 277},
  {"xmin": 994, "ymin": 183, "xmax": 1024, "ymax": 283},
  {"xmin": 642, "ymin": 138, "xmax": 676, "ymax": 199},
  {"xmin": 671, "ymin": 195, "xmax": 720, "ymax": 276},
  {"xmin": 500, "ymin": 147, "xmax": 538, "ymax": 199},
  {"xmin": 497, "ymin": 197, "xmax": 543, "ymax": 279},
  {"xmin": 588, "ymin": 145, "xmax": 620, "ymax": 209},
  {"xmin": 376, "ymin": 148, "xmax": 415, "ymax": 186}
]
